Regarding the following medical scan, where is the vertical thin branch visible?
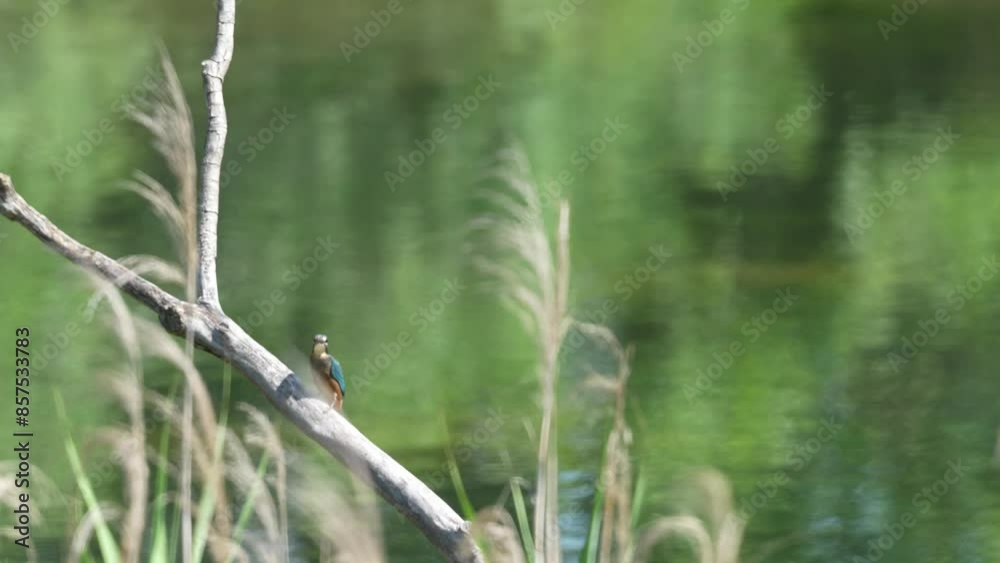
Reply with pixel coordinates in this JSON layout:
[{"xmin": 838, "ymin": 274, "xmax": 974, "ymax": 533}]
[
  {"xmin": 190, "ymin": 0, "xmax": 236, "ymax": 557},
  {"xmin": 197, "ymin": 0, "xmax": 236, "ymax": 310}
]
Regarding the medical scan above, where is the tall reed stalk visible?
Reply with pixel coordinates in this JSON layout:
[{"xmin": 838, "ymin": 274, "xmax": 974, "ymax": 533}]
[
  {"xmin": 577, "ymin": 325, "xmax": 634, "ymax": 563},
  {"xmin": 473, "ymin": 146, "xmax": 739, "ymax": 563},
  {"xmin": 473, "ymin": 147, "xmax": 572, "ymax": 563},
  {"xmin": 123, "ymin": 43, "xmax": 206, "ymax": 563}
]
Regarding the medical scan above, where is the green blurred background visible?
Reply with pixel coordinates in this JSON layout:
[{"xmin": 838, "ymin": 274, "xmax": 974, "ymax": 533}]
[{"xmin": 3, "ymin": 0, "xmax": 1000, "ymax": 561}]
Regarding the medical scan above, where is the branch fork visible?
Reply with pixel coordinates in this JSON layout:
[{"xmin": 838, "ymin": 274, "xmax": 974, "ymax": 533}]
[{"xmin": 0, "ymin": 0, "xmax": 483, "ymax": 560}]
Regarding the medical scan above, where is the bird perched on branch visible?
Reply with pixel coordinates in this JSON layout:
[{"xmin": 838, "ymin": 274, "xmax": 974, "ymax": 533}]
[{"xmin": 310, "ymin": 334, "xmax": 346, "ymax": 412}]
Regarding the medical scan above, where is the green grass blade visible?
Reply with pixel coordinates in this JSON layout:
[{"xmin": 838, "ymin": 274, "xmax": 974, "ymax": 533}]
[
  {"xmin": 583, "ymin": 438, "xmax": 612, "ymax": 563},
  {"xmin": 151, "ymin": 376, "xmax": 181, "ymax": 563},
  {"xmin": 169, "ymin": 502, "xmax": 181, "ymax": 563},
  {"xmin": 510, "ymin": 479, "xmax": 535, "ymax": 563},
  {"xmin": 446, "ymin": 448, "xmax": 477, "ymax": 520},
  {"xmin": 191, "ymin": 480, "xmax": 218, "ymax": 563},
  {"xmin": 148, "ymin": 496, "xmax": 170, "ymax": 563},
  {"xmin": 54, "ymin": 390, "xmax": 122, "ymax": 563},
  {"xmin": 582, "ymin": 482, "xmax": 604, "ymax": 563},
  {"xmin": 148, "ymin": 513, "xmax": 169, "ymax": 563},
  {"xmin": 148, "ymin": 419, "xmax": 173, "ymax": 563},
  {"xmin": 226, "ymin": 452, "xmax": 272, "ymax": 563}
]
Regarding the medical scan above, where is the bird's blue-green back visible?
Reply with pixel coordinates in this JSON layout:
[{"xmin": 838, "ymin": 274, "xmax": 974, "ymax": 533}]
[{"xmin": 329, "ymin": 358, "xmax": 346, "ymax": 396}]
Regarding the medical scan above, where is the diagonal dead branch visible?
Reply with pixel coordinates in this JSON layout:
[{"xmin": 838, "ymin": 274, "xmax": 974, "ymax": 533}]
[
  {"xmin": 0, "ymin": 173, "xmax": 484, "ymax": 562},
  {"xmin": 1, "ymin": 1, "xmax": 485, "ymax": 560},
  {"xmin": 0, "ymin": 174, "xmax": 181, "ymax": 315}
]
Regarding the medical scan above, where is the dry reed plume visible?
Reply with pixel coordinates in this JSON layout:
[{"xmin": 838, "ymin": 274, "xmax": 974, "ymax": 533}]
[{"xmin": 472, "ymin": 145, "xmax": 571, "ymax": 563}]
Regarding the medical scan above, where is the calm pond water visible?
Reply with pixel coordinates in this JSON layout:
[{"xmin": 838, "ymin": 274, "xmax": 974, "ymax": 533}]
[{"xmin": 2, "ymin": 0, "xmax": 1000, "ymax": 561}]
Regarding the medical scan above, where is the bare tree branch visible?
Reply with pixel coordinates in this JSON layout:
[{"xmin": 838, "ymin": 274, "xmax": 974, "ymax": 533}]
[
  {"xmin": 0, "ymin": 176, "xmax": 181, "ymax": 314},
  {"xmin": 196, "ymin": 0, "xmax": 236, "ymax": 310},
  {"xmin": 1, "ymin": 3, "xmax": 488, "ymax": 560},
  {"xmin": 0, "ymin": 1, "xmax": 485, "ymax": 557},
  {"xmin": 0, "ymin": 173, "xmax": 484, "ymax": 562}
]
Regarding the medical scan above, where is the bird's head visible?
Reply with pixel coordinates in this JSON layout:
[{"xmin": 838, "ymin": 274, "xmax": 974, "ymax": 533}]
[{"xmin": 312, "ymin": 334, "xmax": 329, "ymax": 354}]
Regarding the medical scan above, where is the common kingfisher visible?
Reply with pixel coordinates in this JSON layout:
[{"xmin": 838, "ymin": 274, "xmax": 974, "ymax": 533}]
[{"xmin": 310, "ymin": 334, "xmax": 346, "ymax": 412}]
